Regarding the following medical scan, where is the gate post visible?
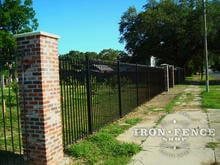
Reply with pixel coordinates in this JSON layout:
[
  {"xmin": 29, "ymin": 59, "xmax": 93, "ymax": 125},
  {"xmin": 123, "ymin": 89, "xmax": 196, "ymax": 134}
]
[{"xmin": 15, "ymin": 32, "xmax": 63, "ymax": 165}]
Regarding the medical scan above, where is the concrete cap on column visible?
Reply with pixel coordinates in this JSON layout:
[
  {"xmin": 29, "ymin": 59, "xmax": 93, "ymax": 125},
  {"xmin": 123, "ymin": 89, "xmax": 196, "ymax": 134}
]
[{"xmin": 14, "ymin": 31, "xmax": 60, "ymax": 39}]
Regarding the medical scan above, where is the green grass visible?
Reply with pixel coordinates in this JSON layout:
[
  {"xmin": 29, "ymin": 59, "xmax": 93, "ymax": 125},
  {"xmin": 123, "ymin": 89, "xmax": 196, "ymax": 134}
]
[
  {"xmin": 185, "ymin": 76, "xmax": 193, "ymax": 81},
  {"xmin": 67, "ymin": 118, "xmax": 142, "ymax": 165},
  {"xmin": 124, "ymin": 118, "xmax": 143, "ymax": 125},
  {"xmin": 164, "ymin": 93, "xmax": 182, "ymax": 113},
  {"xmin": 201, "ymin": 85, "xmax": 220, "ymax": 109},
  {"xmin": 154, "ymin": 114, "xmax": 166, "ymax": 127},
  {"xmin": 0, "ymin": 87, "xmax": 22, "ymax": 153},
  {"xmin": 205, "ymin": 142, "xmax": 219, "ymax": 150},
  {"xmin": 61, "ymin": 82, "xmax": 140, "ymax": 144},
  {"xmin": 185, "ymin": 93, "xmax": 194, "ymax": 103},
  {"xmin": 153, "ymin": 90, "xmax": 184, "ymax": 127}
]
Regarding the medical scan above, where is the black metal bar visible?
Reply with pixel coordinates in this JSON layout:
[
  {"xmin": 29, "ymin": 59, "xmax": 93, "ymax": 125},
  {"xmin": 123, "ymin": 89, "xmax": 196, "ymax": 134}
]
[
  {"xmin": 68, "ymin": 59, "xmax": 74, "ymax": 143},
  {"xmin": 136, "ymin": 63, "xmax": 139, "ymax": 106},
  {"xmin": 86, "ymin": 55, "xmax": 92, "ymax": 134},
  {"xmin": 66, "ymin": 62, "xmax": 71, "ymax": 144},
  {"xmin": 117, "ymin": 58, "xmax": 122, "ymax": 118},
  {"xmin": 78, "ymin": 72, "xmax": 84, "ymax": 137},
  {"xmin": 147, "ymin": 67, "xmax": 150, "ymax": 99},
  {"xmin": 61, "ymin": 59, "xmax": 69, "ymax": 145},
  {"xmin": 15, "ymin": 60, "xmax": 22, "ymax": 154},
  {"xmin": 59, "ymin": 59, "xmax": 65, "ymax": 145},
  {"xmin": 72, "ymin": 60, "xmax": 79, "ymax": 140},
  {"xmin": 8, "ymin": 64, "xmax": 15, "ymax": 152},
  {"xmin": 1, "ymin": 65, "xmax": 7, "ymax": 151},
  {"xmin": 76, "ymin": 60, "xmax": 83, "ymax": 139},
  {"xmin": 81, "ymin": 68, "xmax": 88, "ymax": 135},
  {"xmin": 70, "ymin": 59, "xmax": 77, "ymax": 142}
]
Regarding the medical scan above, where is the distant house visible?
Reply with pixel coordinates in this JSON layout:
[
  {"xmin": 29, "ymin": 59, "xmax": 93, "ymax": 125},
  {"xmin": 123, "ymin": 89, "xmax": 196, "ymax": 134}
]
[{"xmin": 90, "ymin": 64, "xmax": 114, "ymax": 73}]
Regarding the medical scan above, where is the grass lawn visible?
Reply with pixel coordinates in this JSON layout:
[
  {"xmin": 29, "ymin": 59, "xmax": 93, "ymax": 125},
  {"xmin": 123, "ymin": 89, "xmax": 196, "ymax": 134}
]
[
  {"xmin": 0, "ymin": 87, "xmax": 22, "ymax": 154},
  {"xmin": 66, "ymin": 118, "xmax": 142, "ymax": 165},
  {"xmin": 201, "ymin": 85, "xmax": 220, "ymax": 109},
  {"xmin": 66, "ymin": 85, "xmax": 185, "ymax": 164}
]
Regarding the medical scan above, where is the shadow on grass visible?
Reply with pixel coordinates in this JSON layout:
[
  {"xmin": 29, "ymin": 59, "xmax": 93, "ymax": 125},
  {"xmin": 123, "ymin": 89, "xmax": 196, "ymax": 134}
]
[{"xmin": 0, "ymin": 150, "xmax": 25, "ymax": 165}]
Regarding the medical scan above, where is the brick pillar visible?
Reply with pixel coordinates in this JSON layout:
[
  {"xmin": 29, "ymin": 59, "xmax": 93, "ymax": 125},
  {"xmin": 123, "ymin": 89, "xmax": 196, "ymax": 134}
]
[
  {"xmin": 15, "ymin": 32, "xmax": 63, "ymax": 165},
  {"xmin": 161, "ymin": 64, "xmax": 169, "ymax": 91}
]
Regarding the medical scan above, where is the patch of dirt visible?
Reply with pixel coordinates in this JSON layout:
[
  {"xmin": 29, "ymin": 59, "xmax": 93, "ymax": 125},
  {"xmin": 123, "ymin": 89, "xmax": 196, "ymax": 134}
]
[{"xmin": 119, "ymin": 85, "xmax": 186, "ymax": 121}]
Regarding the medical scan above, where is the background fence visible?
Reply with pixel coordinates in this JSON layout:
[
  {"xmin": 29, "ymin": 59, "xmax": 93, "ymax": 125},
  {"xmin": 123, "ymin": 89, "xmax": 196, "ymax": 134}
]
[{"xmin": 59, "ymin": 56, "xmax": 167, "ymax": 146}]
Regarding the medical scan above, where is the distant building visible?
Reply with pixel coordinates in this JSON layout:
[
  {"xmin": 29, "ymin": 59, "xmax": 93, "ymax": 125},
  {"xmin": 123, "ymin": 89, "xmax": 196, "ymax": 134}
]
[{"xmin": 90, "ymin": 64, "xmax": 113, "ymax": 73}]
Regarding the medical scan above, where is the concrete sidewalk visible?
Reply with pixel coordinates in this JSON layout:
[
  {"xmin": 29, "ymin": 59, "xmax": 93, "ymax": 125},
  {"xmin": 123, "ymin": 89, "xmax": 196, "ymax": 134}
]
[{"xmin": 117, "ymin": 85, "xmax": 220, "ymax": 165}]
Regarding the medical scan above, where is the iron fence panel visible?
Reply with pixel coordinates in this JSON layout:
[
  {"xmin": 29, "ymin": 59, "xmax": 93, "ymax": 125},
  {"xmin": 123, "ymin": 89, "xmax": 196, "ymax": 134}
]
[{"xmin": 59, "ymin": 56, "xmax": 183, "ymax": 147}]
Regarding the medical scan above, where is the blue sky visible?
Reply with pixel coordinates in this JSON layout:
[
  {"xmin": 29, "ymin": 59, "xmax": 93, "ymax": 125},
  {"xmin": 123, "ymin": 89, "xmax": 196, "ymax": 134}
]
[{"xmin": 33, "ymin": 0, "xmax": 146, "ymax": 54}]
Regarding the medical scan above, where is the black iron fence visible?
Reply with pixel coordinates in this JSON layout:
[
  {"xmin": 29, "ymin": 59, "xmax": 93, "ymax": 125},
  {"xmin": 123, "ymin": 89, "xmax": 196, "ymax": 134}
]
[
  {"xmin": 0, "ymin": 60, "xmax": 24, "ymax": 164},
  {"xmin": 0, "ymin": 55, "xmax": 184, "ymax": 158},
  {"xmin": 59, "ymin": 56, "xmax": 166, "ymax": 147}
]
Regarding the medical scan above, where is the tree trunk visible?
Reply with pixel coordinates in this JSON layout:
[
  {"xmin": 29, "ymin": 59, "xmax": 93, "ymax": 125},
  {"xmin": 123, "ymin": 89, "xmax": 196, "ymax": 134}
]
[{"xmin": 1, "ymin": 73, "xmax": 5, "ymax": 89}]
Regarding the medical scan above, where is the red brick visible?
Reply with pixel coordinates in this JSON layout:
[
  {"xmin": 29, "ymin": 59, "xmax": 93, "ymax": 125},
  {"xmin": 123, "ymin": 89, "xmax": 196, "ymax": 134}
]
[{"xmin": 16, "ymin": 32, "xmax": 63, "ymax": 165}]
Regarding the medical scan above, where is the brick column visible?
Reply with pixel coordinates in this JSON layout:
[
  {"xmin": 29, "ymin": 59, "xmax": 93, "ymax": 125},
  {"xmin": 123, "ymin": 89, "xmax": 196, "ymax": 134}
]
[
  {"xmin": 15, "ymin": 32, "xmax": 63, "ymax": 165},
  {"xmin": 161, "ymin": 64, "xmax": 169, "ymax": 91}
]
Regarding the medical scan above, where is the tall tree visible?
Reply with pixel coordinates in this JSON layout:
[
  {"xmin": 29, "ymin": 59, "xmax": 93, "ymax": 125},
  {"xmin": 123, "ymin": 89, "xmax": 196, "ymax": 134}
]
[
  {"xmin": 119, "ymin": 0, "xmax": 220, "ymax": 74},
  {"xmin": 0, "ymin": 0, "xmax": 38, "ymax": 63},
  {"xmin": 99, "ymin": 49, "xmax": 119, "ymax": 60},
  {"xmin": 207, "ymin": 0, "xmax": 220, "ymax": 71}
]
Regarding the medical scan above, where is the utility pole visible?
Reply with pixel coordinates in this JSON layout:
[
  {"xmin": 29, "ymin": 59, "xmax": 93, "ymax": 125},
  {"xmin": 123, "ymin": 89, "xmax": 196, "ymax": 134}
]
[{"xmin": 202, "ymin": 0, "xmax": 209, "ymax": 92}]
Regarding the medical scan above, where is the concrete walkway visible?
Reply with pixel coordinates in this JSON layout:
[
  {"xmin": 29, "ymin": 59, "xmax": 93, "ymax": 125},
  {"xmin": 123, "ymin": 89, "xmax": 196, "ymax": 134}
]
[{"xmin": 117, "ymin": 85, "xmax": 220, "ymax": 165}]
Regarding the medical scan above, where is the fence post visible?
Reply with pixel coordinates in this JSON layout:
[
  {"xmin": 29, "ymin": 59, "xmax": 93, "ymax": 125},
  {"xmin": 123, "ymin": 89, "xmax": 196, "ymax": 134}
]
[
  {"xmin": 161, "ymin": 64, "xmax": 169, "ymax": 91},
  {"xmin": 86, "ymin": 55, "xmax": 93, "ymax": 133},
  {"xmin": 136, "ymin": 63, "xmax": 139, "ymax": 106},
  {"xmin": 169, "ymin": 65, "xmax": 175, "ymax": 88},
  {"xmin": 15, "ymin": 32, "xmax": 63, "ymax": 165},
  {"xmin": 117, "ymin": 58, "xmax": 122, "ymax": 118},
  {"xmin": 175, "ymin": 67, "xmax": 184, "ymax": 84}
]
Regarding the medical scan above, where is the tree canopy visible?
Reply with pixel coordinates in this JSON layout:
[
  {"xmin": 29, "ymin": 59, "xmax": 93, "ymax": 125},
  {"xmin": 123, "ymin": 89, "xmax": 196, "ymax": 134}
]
[
  {"xmin": 59, "ymin": 49, "xmax": 123, "ymax": 61},
  {"xmin": 119, "ymin": 0, "xmax": 220, "ymax": 74},
  {"xmin": 0, "ymin": 0, "xmax": 38, "ymax": 63}
]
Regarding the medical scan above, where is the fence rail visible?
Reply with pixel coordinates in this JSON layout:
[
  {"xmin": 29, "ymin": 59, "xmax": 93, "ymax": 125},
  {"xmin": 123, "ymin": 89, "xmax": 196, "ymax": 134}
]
[{"xmin": 59, "ymin": 56, "xmax": 168, "ymax": 147}]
